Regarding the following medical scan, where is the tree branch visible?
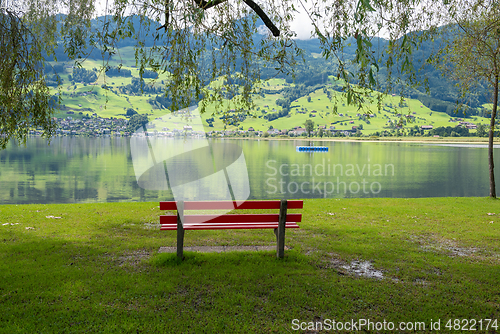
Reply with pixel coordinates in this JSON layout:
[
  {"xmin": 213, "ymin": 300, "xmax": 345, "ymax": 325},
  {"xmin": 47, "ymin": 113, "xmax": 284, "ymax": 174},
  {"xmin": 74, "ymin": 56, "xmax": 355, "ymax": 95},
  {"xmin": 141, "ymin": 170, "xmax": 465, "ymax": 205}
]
[
  {"xmin": 194, "ymin": 0, "xmax": 280, "ymax": 36},
  {"xmin": 158, "ymin": 0, "xmax": 280, "ymax": 37},
  {"xmin": 241, "ymin": 0, "xmax": 280, "ymax": 37},
  {"xmin": 157, "ymin": 0, "xmax": 172, "ymax": 31}
]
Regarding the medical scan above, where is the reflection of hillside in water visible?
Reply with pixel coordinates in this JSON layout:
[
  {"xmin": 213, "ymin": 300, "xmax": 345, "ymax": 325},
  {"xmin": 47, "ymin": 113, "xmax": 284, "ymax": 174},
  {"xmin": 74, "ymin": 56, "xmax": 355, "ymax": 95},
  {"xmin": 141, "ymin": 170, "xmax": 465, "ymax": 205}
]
[{"xmin": 0, "ymin": 137, "xmax": 496, "ymax": 204}]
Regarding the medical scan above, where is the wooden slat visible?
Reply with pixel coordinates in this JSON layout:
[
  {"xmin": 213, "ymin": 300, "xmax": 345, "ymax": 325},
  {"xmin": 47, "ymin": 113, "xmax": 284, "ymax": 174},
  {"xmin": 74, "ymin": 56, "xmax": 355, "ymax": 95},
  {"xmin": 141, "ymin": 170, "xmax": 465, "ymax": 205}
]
[
  {"xmin": 185, "ymin": 224, "xmax": 300, "ymax": 230},
  {"xmin": 161, "ymin": 222, "xmax": 300, "ymax": 227},
  {"xmin": 160, "ymin": 223, "xmax": 300, "ymax": 230},
  {"xmin": 183, "ymin": 201, "xmax": 239, "ymax": 210},
  {"xmin": 159, "ymin": 201, "xmax": 177, "ymax": 210},
  {"xmin": 286, "ymin": 200, "xmax": 304, "ymax": 209},
  {"xmin": 184, "ymin": 213, "xmax": 301, "ymax": 224},
  {"xmin": 160, "ymin": 215, "xmax": 178, "ymax": 224},
  {"xmin": 232, "ymin": 201, "xmax": 281, "ymax": 209},
  {"xmin": 160, "ymin": 213, "xmax": 301, "ymax": 225},
  {"xmin": 233, "ymin": 200, "xmax": 303, "ymax": 210},
  {"xmin": 160, "ymin": 200, "xmax": 303, "ymax": 211}
]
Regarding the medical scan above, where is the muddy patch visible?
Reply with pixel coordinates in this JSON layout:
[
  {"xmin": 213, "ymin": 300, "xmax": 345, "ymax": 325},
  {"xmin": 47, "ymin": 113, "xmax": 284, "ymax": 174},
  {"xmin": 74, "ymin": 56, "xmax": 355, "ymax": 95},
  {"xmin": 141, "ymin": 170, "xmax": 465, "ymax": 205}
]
[
  {"xmin": 320, "ymin": 254, "xmax": 385, "ymax": 280},
  {"xmin": 103, "ymin": 250, "xmax": 151, "ymax": 267},
  {"xmin": 341, "ymin": 260, "xmax": 385, "ymax": 279},
  {"xmin": 142, "ymin": 222, "xmax": 160, "ymax": 229},
  {"xmin": 119, "ymin": 250, "xmax": 150, "ymax": 266},
  {"xmin": 409, "ymin": 234, "xmax": 479, "ymax": 258}
]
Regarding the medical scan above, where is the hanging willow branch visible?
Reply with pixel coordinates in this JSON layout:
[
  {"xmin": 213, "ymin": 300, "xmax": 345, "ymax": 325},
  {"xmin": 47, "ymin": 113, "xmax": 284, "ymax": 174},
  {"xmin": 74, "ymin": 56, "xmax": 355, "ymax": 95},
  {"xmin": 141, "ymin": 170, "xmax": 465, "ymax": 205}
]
[{"xmin": 0, "ymin": 9, "xmax": 56, "ymax": 148}]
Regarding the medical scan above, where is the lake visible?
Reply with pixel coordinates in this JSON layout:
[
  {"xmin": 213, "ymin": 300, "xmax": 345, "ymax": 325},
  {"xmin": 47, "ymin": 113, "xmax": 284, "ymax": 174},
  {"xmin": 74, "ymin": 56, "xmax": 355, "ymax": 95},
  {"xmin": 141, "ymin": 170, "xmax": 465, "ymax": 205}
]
[{"xmin": 0, "ymin": 136, "xmax": 498, "ymax": 204}]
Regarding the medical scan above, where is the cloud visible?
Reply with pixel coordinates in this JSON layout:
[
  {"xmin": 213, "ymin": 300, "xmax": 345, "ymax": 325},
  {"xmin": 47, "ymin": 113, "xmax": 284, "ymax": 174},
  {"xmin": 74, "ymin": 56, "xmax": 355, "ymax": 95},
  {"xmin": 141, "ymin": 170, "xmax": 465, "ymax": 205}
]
[
  {"xmin": 96, "ymin": 0, "xmax": 317, "ymax": 40},
  {"xmin": 288, "ymin": 9, "xmax": 315, "ymax": 40},
  {"xmin": 257, "ymin": 6, "xmax": 315, "ymax": 40}
]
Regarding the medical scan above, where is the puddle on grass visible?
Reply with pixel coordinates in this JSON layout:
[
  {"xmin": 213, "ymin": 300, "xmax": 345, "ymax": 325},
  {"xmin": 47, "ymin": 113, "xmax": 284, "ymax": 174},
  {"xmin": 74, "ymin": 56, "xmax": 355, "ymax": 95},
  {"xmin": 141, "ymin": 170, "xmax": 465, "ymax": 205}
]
[
  {"xmin": 409, "ymin": 234, "xmax": 479, "ymax": 258},
  {"xmin": 443, "ymin": 244, "xmax": 478, "ymax": 257},
  {"xmin": 428, "ymin": 238, "xmax": 479, "ymax": 257},
  {"xmin": 320, "ymin": 255, "xmax": 385, "ymax": 280},
  {"xmin": 119, "ymin": 222, "xmax": 160, "ymax": 230},
  {"xmin": 341, "ymin": 260, "xmax": 385, "ymax": 279},
  {"xmin": 143, "ymin": 222, "xmax": 160, "ymax": 229}
]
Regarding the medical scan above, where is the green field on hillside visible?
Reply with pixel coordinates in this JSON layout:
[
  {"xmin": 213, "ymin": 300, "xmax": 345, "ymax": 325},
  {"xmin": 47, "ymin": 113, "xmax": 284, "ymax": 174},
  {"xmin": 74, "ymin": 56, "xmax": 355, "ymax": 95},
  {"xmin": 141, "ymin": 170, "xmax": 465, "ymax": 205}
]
[{"xmin": 48, "ymin": 61, "xmax": 491, "ymax": 134}]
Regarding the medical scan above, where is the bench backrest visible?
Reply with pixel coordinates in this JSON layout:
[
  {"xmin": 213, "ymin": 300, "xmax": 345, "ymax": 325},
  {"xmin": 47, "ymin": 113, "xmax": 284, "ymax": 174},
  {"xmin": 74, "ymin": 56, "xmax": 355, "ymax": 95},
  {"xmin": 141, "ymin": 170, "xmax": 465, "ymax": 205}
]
[{"xmin": 159, "ymin": 200, "xmax": 303, "ymax": 230}]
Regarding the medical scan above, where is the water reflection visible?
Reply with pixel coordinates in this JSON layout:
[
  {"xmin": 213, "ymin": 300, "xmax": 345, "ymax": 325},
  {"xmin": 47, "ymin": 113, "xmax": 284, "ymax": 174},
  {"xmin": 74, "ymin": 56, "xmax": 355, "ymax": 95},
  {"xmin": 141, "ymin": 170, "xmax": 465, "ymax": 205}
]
[{"xmin": 0, "ymin": 137, "xmax": 497, "ymax": 204}]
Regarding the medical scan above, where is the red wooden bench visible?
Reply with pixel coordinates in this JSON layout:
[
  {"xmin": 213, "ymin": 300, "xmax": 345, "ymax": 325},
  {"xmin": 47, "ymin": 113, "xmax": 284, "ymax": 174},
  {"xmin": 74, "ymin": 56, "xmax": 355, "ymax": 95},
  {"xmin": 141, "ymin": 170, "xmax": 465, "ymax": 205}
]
[{"xmin": 159, "ymin": 199, "xmax": 303, "ymax": 259}]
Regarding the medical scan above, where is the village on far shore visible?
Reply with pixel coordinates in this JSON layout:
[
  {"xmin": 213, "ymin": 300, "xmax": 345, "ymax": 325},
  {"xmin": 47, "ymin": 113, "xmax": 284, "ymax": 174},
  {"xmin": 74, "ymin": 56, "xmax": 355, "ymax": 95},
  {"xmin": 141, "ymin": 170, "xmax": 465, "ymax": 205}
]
[{"xmin": 30, "ymin": 108, "xmax": 482, "ymax": 139}]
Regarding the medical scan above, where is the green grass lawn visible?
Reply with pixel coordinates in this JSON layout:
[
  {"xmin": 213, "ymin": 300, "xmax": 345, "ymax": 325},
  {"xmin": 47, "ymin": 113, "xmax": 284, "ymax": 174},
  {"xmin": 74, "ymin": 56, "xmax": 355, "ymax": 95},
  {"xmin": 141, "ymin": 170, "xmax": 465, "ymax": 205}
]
[{"xmin": 1, "ymin": 198, "xmax": 499, "ymax": 332}]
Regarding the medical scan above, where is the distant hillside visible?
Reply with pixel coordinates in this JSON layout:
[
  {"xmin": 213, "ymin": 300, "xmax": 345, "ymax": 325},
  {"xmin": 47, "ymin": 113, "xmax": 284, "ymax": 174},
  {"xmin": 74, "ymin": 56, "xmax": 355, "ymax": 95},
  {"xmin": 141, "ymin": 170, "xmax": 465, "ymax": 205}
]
[
  {"xmin": 44, "ymin": 57, "xmax": 490, "ymax": 137},
  {"xmin": 44, "ymin": 15, "xmax": 494, "ymax": 125}
]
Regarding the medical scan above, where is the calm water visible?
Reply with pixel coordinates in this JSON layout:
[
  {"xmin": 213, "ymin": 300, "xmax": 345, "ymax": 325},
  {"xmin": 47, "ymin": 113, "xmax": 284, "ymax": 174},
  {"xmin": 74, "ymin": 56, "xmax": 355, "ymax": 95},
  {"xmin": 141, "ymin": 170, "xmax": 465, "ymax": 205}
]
[{"xmin": 0, "ymin": 137, "xmax": 498, "ymax": 204}]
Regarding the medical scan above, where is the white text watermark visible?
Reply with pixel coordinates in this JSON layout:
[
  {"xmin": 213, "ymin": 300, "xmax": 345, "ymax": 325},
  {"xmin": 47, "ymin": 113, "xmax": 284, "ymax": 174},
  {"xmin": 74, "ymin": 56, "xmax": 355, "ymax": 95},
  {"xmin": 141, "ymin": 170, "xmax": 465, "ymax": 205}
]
[
  {"xmin": 265, "ymin": 160, "xmax": 394, "ymax": 197},
  {"xmin": 291, "ymin": 318, "xmax": 498, "ymax": 331}
]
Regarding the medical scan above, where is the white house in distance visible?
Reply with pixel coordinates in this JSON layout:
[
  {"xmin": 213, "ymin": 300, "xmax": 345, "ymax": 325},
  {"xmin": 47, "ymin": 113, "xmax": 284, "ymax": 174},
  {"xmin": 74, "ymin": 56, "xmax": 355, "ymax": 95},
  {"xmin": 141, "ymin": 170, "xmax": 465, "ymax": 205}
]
[{"xmin": 458, "ymin": 121, "xmax": 477, "ymax": 129}]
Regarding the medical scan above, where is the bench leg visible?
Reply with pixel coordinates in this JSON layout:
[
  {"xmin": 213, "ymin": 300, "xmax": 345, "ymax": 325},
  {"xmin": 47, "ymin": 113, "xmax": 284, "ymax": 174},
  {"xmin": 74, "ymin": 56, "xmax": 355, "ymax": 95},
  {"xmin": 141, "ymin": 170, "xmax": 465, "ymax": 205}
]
[
  {"xmin": 176, "ymin": 201, "xmax": 185, "ymax": 260},
  {"xmin": 274, "ymin": 227, "xmax": 284, "ymax": 259},
  {"xmin": 177, "ymin": 224, "xmax": 184, "ymax": 260},
  {"xmin": 276, "ymin": 199, "xmax": 287, "ymax": 259}
]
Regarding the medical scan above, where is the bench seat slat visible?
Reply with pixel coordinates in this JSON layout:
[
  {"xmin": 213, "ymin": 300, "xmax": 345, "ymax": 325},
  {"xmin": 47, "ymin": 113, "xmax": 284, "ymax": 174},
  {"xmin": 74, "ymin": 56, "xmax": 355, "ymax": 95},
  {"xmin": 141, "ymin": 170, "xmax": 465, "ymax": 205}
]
[
  {"xmin": 159, "ymin": 200, "xmax": 303, "ymax": 211},
  {"xmin": 159, "ymin": 215, "xmax": 178, "ymax": 224},
  {"xmin": 161, "ymin": 222, "xmax": 300, "ymax": 227},
  {"xmin": 160, "ymin": 223, "xmax": 300, "ymax": 230},
  {"xmin": 160, "ymin": 213, "xmax": 301, "ymax": 225}
]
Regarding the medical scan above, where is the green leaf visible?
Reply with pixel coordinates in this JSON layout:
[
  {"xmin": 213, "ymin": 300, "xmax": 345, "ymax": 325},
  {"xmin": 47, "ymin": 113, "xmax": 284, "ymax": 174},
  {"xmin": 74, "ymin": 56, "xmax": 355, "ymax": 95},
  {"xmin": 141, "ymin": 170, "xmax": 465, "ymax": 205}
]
[
  {"xmin": 347, "ymin": 90, "xmax": 352, "ymax": 105},
  {"xmin": 361, "ymin": 0, "xmax": 376, "ymax": 11},
  {"xmin": 127, "ymin": 20, "xmax": 135, "ymax": 34},
  {"xmin": 368, "ymin": 68, "xmax": 376, "ymax": 86}
]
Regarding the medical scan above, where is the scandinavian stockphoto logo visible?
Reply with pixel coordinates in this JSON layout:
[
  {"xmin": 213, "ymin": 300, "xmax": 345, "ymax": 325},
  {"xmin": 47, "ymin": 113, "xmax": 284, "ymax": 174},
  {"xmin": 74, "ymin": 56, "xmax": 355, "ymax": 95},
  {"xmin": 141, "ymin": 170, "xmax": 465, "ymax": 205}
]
[
  {"xmin": 130, "ymin": 106, "xmax": 250, "ymax": 225},
  {"xmin": 265, "ymin": 159, "xmax": 394, "ymax": 198}
]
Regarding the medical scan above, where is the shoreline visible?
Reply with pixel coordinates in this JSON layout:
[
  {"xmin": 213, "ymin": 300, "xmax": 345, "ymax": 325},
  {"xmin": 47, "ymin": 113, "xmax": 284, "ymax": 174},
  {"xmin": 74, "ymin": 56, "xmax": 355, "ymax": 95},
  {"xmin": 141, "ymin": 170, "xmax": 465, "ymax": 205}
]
[
  {"xmin": 28, "ymin": 133, "xmax": 499, "ymax": 145},
  {"xmin": 228, "ymin": 136, "xmax": 499, "ymax": 145},
  {"xmin": 0, "ymin": 196, "xmax": 495, "ymax": 206}
]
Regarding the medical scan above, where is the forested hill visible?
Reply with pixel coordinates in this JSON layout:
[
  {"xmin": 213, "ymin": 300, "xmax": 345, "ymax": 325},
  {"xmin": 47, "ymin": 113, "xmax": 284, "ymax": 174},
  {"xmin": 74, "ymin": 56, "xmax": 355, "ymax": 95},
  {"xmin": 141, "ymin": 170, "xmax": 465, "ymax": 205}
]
[{"xmin": 45, "ymin": 15, "xmax": 492, "ymax": 118}]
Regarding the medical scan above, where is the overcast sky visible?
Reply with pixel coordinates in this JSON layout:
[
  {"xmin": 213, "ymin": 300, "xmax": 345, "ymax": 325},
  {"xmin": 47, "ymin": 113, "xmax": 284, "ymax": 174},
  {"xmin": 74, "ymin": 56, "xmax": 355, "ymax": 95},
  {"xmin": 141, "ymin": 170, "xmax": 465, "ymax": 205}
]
[{"xmin": 93, "ymin": 0, "xmax": 317, "ymax": 40}]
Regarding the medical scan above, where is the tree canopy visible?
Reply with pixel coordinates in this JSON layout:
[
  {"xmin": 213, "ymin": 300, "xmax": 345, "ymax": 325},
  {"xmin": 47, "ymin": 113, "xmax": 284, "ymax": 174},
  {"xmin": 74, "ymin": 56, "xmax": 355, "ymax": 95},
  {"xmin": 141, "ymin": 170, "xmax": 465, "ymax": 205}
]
[
  {"xmin": 304, "ymin": 119, "xmax": 314, "ymax": 137},
  {"xmin": 126, "ymin": 113, "xmax": 149, "ymax": 133}
]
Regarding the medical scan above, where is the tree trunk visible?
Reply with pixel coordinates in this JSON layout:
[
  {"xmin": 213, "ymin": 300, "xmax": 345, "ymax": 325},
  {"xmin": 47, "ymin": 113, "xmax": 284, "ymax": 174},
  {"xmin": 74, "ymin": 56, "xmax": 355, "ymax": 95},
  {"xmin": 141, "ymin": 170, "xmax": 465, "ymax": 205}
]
[{"xmin": 488, "ymin": 75, "xmax": 498, "ymax": 198}]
